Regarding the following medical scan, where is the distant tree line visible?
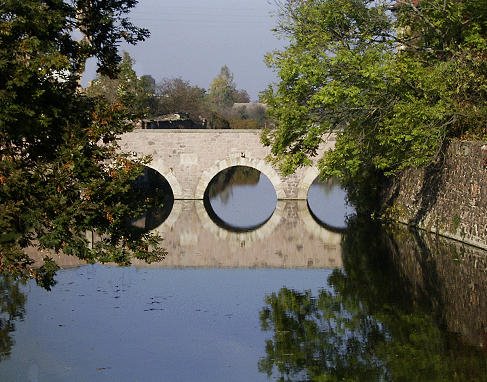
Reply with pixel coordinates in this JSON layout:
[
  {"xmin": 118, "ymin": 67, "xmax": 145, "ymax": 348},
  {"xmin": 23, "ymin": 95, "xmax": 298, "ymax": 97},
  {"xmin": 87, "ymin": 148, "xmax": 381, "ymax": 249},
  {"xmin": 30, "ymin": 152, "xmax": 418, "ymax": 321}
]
[{"xmin": 86, "ymin": 57, "xmax": 268, "ymax": 129}]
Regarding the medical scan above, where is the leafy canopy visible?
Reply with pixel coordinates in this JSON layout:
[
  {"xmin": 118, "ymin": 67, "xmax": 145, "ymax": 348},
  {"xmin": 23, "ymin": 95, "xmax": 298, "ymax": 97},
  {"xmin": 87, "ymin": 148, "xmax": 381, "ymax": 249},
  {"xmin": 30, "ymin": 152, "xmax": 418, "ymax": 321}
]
[
  {"xmin": 86, "ymin": 51, "xmax": 156, "ymax": 119},
  {"xmin": 262, "ymin": 0, "xmax": 486, "ymax": 208},
  {"xmin": 208, "ymin": 65, "xmax": 250, "ymax": 110},
  {"xmin": 0, "ymin": 0, "xmax": 166, "ymax": 284}
]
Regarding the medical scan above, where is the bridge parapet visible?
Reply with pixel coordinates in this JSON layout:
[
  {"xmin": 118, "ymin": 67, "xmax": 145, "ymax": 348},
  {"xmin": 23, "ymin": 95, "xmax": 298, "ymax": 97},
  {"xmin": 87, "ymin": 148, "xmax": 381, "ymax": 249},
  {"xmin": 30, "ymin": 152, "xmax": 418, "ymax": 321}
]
[{"xmin": 118, "ymin": 129, "xmax": 336, "ymax": 200}]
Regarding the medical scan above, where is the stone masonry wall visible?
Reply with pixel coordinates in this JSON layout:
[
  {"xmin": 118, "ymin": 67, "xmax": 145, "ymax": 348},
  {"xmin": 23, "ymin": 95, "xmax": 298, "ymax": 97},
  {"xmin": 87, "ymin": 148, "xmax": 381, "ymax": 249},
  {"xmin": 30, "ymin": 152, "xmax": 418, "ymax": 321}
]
[
  {"xmin": 118, "ymin": 129, "xmax": 335, "ymax": 200},
  {"xmin": 382, "ymin": 139, "xmax": 487, "ymax": 249}
]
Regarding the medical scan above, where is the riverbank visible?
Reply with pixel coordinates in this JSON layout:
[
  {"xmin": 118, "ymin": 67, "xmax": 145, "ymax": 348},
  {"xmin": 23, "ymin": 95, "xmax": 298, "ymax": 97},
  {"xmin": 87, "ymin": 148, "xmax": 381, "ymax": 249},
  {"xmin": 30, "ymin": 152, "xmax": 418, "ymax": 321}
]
[{"xmin": 381, "ymin": 139, "xmax": 487, "ymax": 250}]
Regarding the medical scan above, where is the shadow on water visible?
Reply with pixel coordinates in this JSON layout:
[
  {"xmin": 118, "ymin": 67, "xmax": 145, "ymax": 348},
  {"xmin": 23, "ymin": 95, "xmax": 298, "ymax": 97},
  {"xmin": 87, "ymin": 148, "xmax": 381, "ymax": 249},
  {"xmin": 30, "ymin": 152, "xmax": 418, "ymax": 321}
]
[
  {"xmin": 0, "ymin": 277, "xmax": 26, "ymax": 362},
  {"xmin": 204, "ymin": 166, "xmax": 277, "ymax": 232},
  {"xmin": 259, "ymin": 217, "xmax": 487, "ymax": 381}
]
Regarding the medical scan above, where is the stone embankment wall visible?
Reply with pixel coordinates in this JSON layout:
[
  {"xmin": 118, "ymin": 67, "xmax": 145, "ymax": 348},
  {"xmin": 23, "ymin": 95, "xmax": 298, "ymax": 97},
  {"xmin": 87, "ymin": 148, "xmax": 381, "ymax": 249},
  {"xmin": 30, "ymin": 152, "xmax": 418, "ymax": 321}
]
[{"xmin": 382, "ymin": 139, "xmax": 487, "ymax": 249}]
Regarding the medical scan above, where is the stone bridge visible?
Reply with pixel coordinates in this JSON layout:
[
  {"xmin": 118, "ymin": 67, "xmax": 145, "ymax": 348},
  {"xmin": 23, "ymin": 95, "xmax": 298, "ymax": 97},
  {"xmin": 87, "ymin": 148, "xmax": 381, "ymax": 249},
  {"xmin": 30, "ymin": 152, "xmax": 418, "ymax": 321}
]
[
  {"xmin": 26, "ymin": 130, "xmax": 343, "ymax": 270},
  {"xmin": 118, "ymin": 129, "xmax": 336, "ymax": 200}
]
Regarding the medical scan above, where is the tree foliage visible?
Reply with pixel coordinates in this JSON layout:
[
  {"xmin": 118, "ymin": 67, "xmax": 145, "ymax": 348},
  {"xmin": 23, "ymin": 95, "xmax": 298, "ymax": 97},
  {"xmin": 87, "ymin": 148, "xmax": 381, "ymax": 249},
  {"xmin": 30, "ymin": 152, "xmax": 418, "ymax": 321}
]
[
  {"xmin": 86, "ymin": 52, "xmax": 156, "ymax": 118},
  {"xmin": 0, "ymin": 0, "xmax": 166, "ymax": 283},
  {"xmin": 154, "ymin": 77, "xmax": 208, "ymax": 121},
  {"xmin": 208, "ymin": 65, "xmax": 238, "ymax": 110},
  {"xmin": 208, "ymin": 65, "xmax": 250, "ymax": 110},
  {"xmin": 262, "ymin": 0, "xmax": 486, "ymax": 210},
  {"xmin": 148, "ymin": 70, "xmax": 266, "ymax": 129}
]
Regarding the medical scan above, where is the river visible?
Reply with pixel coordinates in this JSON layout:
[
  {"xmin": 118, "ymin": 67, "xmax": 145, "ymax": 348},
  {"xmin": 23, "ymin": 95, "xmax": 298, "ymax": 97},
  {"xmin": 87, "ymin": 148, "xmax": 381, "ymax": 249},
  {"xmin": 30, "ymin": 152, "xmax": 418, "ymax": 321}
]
[{"xmin": 0, "ymin": 166, "xmax": 486, "ymax": 381}]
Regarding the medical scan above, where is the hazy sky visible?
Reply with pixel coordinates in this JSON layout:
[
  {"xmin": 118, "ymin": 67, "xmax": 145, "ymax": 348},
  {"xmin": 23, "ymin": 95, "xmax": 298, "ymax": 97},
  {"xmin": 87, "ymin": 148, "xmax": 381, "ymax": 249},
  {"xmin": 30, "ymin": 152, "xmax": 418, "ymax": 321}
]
[{"xmin": 84, "ymin": 0, "xmax": 284, "ymax": 101}]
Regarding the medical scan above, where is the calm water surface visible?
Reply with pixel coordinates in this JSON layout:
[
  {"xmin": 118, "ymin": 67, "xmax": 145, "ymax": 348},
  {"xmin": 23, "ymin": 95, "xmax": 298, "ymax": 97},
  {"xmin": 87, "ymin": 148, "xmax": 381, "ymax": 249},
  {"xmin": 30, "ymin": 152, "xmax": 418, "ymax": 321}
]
[
  {"xmin": 0, "ymin": 267, "xmax": 332, "ymax": 382},
  {"xmin": 1, "ymin": 168, "xmax": 486, "ymax": 381}
]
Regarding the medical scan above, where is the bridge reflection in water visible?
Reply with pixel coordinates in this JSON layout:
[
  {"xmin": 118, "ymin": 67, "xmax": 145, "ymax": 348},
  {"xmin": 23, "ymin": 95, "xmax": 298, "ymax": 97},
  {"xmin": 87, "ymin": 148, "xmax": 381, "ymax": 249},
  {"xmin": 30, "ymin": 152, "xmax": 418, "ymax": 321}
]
[
  {"xmin": 29, "ymin": 200, "xmax": 343, "ymax": 269},
  {"xmin": 140, "ymin": 200, "xmax": 342, "ymax": 268}
]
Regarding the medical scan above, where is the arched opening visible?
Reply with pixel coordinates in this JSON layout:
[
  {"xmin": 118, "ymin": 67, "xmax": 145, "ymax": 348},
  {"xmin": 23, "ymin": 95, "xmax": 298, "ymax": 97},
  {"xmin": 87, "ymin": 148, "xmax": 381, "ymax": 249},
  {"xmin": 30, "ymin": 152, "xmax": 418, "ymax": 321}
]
[
  {"xmin": 203, "ymin": 165, "xmax": 277, "ymax": 232},
  {"xmin": 195, "ymin": 156, "xmax": 286, "ymax": 200},
  {"xmin": 306, "ymin": 177, "xmax": 355, "ymax": 232},
  {"xmin": 130, "ymin": 167, "xmax": 174, "ymax": 231}
]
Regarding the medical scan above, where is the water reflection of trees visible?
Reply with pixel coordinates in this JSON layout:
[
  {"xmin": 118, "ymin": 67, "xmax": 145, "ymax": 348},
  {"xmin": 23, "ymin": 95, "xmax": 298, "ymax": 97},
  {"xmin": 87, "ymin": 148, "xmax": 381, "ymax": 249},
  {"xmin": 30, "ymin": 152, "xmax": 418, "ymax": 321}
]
[
  {"xmin": 259, "ymin": 218, "xmax": 487, "ymax": 381},
  {"xmin": 0, "ymin": 277, "xmax": 26, "ymax": 362},
  {"xmin": 310, "ymin": 177, "xmax": 336, "ymax": 197},
  {"xmin": 207, "ymin": 166, "xmax": 260, "ymax": 203}
]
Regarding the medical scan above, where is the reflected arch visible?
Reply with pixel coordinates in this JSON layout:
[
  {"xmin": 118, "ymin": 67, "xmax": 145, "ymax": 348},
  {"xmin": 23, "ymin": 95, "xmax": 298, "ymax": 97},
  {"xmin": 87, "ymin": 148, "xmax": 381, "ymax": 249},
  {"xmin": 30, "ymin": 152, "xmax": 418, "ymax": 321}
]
[
  {"xmin": 203, "ymin": 165, "xmax": 277, "ymax": 232},
  {"xmin": 306, "ymin": 205, "xmax": 349, "ymax": 234},
  {"xmin": 195, "ymin": 199, "xmax": 283, "ymax": 247},
  {"xmin": 195, "ymin": 156, "xmax": 286, "ymax": 200},
  {"xmin": 130, "ymin": 165, "xmax": 176, "ymax": 232},
  {"xmin": 146, "ymin": 157, "xmax": 183, "ymax": 199},
  {"xmin": 203, "ymin": 196, "xmax": 271, "ymax": 233},
  {"xmin": 150, "ymin": 200, "xmax": 183, "ymax": 236},
  {"xmin": 296, "ymin": 201, "xmax": 343, "ymax": 246}
]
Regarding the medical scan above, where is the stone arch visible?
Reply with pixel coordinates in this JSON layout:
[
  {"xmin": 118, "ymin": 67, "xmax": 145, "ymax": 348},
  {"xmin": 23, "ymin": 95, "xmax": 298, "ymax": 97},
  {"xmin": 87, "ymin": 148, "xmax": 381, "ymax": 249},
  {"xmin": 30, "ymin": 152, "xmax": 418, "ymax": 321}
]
[
  {"xmin": 297, "ymin": 167, "xmax": 320, "ymax": 200},
  {"xmin": 194, "ymin": 156, "xmax": 286, "ymax": 200},
  {"xmin": 147, "ymin": 157, "xmax": 183, "ymax": 199}
]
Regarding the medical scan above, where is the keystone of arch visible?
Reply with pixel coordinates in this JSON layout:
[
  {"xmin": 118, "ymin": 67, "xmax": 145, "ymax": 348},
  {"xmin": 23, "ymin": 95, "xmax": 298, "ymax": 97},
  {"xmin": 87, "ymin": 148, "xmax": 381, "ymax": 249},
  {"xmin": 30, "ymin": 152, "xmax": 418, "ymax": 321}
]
[
  {"xmin": 146, "ymin": 157, "xmax": 183, "ymax": 199},
  {"xmin": 194, "ymin": 156, "xmax": 286, "ymax": 200}
]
